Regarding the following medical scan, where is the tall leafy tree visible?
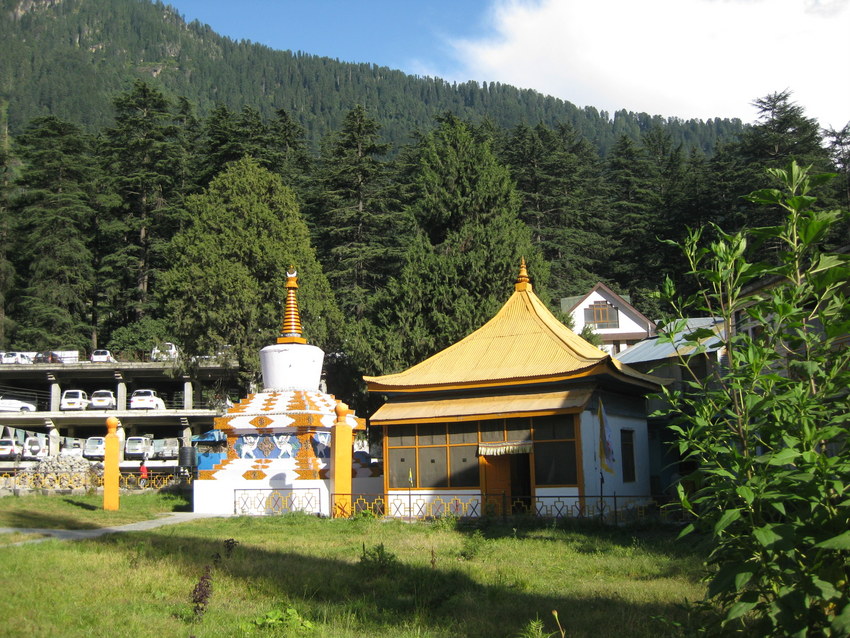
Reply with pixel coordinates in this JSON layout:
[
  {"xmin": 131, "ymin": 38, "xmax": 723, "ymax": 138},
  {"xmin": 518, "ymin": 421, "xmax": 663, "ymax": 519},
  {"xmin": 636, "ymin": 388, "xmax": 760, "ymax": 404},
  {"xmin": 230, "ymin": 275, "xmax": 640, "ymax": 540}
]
[
  {"xmin": 369, "ymin": 114, "xmax": 545, "ymax": 373},
  {"xmin": 0, "ymin": 109, "xmax": 15, "ymax": 348},
  {"xmin": 10, "ymin": 116, "xmax": 98, "ymax": 349},
  {"xmin": 159, "ymin": 156, "xmax": 341, "ymax": 383},
  {"xmin": 100, "ymin": 80, "xmax": 184, "ymax": 335}
]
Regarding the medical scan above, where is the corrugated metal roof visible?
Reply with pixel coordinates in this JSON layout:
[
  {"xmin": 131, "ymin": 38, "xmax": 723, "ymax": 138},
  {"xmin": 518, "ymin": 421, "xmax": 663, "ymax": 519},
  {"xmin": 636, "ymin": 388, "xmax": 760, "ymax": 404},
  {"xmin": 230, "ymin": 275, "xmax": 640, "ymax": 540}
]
[
  {"xmin": 615, "ymin": 318, "xmax": 725, "ymax": 364},
  {"xmin": 365, "ymin": 274, "xmax": 663, "ymax": 392},
  {"xmin": 370, "ymin": 388, "xmax": 593, "ymax": 424}
]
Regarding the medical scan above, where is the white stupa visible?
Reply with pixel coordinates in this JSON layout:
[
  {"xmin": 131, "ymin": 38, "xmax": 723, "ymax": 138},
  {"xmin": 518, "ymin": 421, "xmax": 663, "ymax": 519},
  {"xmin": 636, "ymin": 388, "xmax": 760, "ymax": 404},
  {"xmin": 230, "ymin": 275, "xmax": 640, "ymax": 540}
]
[{"xmin": 193, "ymin": 269, "xmax": 369, "ymax": 516}]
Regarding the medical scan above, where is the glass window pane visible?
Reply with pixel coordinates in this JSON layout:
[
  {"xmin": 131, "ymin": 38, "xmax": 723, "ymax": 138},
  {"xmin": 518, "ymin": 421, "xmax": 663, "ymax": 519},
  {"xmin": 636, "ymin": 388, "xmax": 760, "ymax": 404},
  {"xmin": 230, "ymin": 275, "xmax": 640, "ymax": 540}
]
[
  {"xmin": 387, "ymin": 424, "xmax": 416, "ymax": 447},
  {"xmin": 532, "ymin": 415, "xmax": 574, "ymax": 440},
  {"xmin": 418, "ymin": 446, "xmax": 448, "ymax": 488},
  {"xmin": 621, "ymin": 430, "xmax": 636, "ymax": 483},
  {"xmin": 388, "ymin": 448, "xmax": 416, "ymax": 488},
  {"xmin": 506, "ymin": 417, "xmax": 531, "ymax": 440},
  {"xmin": 449, "ymin": 445, "xmax": 479, "ymax": 487},
  {"xmin": 449, "ymin": 421, "xmax": 478, "ymax": 444},
  {"xmin": 480, "ymin": 419, "xmax": 504, "ymax": 442},
  {"xmin": 534, "ymin": 441, "xmax": 577, "ymax": 485},
  {"xmin": 418, "ymin": 423, "xmax": 446, "ymax": 446}
]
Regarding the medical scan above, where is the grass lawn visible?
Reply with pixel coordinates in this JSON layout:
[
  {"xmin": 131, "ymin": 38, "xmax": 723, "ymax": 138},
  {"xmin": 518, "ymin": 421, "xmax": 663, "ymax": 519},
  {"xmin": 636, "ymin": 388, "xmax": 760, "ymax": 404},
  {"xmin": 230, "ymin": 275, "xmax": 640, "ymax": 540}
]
[
  {"xmin": 0, "ymin": 490, "xmax": 191, "ymax": 529},
  {"xmin": 0, "ymin": 494, "xmax": 708, "ymax": 638}
]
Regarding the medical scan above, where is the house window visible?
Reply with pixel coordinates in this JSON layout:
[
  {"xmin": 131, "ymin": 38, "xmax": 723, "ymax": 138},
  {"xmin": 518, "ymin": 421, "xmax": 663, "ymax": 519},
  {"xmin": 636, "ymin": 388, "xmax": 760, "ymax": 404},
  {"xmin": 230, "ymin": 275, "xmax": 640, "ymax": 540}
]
[
  {"xmin": 621, "ymin": 429, "xmax": 635, "ymax": 483},
  {"xmin": 584, "ymin": 301, "xmax": 619, "ymax": 329},
  {"xmin": 534, "ymin": 441, "xmax": 578, "ymax": 485}
]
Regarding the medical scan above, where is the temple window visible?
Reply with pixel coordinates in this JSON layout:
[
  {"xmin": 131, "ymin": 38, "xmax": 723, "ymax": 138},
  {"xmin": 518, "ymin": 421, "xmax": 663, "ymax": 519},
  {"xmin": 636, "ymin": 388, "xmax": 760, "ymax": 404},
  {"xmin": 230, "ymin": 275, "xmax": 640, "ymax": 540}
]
[{"xmin": 585, "ymin": 300, "xmax": 619, "ymax": 329}]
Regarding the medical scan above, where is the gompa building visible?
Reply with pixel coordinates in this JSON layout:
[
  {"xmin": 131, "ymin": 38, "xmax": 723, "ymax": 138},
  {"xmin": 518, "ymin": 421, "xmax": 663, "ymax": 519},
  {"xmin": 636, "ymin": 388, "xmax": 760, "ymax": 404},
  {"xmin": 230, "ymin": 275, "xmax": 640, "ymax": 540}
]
[
  {"xmin": 193, "ymin": 270, "xmax": 378, "ymax": 517},
  {"xmin": 364, "ymin": 261, "xmax": 666, "ymax": 519}
]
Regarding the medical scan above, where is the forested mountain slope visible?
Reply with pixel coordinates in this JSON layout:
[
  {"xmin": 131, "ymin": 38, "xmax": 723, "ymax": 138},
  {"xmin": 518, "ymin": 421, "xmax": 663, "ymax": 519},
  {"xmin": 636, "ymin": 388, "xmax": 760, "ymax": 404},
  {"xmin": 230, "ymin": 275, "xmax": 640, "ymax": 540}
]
[{"xmin": 1, "ymin": 0, "xmax": 743, "ymax": 155}]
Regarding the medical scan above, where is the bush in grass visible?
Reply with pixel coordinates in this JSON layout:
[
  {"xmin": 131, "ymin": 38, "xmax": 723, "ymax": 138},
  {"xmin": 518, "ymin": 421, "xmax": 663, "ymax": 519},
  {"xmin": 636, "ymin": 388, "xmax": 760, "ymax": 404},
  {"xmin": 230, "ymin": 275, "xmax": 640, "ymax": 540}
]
[{"xmin": 657, "ymin": 161, "xmax": 850, "ymax": 635}]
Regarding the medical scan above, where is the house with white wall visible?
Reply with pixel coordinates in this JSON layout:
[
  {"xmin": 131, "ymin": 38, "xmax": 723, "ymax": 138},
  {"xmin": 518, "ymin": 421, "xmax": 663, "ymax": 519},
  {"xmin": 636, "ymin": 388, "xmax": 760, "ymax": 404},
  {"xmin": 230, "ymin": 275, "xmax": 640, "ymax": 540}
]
[{"xmin": 561, "ymin": 282, "xmax": 655, "ymax": 355}]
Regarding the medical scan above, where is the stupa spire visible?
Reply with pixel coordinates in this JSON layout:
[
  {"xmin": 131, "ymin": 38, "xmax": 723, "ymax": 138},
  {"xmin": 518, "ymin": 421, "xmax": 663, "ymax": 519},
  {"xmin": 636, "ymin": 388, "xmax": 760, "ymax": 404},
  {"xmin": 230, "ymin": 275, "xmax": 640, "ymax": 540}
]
[
  {"xmin": 278, "ymin": 268, "xmax": 307, "ymax": 344},
  {"xmin": 515, "ymin": 257, "xmax": 532, "ymax": 292}
]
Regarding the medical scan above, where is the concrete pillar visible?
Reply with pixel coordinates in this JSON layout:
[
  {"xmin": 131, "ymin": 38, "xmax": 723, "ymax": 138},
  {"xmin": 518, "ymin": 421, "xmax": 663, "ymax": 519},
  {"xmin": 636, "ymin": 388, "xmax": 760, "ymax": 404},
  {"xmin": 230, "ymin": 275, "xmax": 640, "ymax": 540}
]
[
  {"xmin": 47, "ymin": 421, "xmax": 60, "ymax": 457},
  {"xmin": 117, "ymin": 381, "xmax": 127, "ymax": 410},
  {"xmin": 181, "ymin": 424, "xmax": 192, "ymax": 448},
  {"xmin": 50, "ymin": 382, "xmax": 61, "ymax": 411},
  {"xmin": 183, "ymin": 379, "xmax": 193, "ymax": 409}
]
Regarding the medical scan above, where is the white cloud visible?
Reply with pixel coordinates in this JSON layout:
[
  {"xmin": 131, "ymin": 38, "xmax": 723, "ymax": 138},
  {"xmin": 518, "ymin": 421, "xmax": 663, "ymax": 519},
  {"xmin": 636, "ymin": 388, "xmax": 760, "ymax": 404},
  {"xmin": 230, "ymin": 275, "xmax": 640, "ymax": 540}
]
[{"xmin": 444, "ymin": 0, "xmax": 850, "ymax": 128}]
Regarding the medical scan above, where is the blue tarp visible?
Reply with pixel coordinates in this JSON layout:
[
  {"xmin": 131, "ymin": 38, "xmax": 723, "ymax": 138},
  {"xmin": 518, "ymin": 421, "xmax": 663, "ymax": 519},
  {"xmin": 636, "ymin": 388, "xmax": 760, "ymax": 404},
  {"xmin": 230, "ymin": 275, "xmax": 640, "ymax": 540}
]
[{"xmin": 192, "ymin": 429, "xmax": 225, "ymax": 443}]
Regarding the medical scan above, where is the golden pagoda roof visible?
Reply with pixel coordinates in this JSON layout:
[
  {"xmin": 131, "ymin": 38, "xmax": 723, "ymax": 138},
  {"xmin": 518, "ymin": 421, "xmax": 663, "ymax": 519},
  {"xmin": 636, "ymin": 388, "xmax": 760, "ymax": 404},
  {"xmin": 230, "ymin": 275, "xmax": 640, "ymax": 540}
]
[{"xmin": 364, "ymin": 261, "xmax": 664, "ymax": 393}]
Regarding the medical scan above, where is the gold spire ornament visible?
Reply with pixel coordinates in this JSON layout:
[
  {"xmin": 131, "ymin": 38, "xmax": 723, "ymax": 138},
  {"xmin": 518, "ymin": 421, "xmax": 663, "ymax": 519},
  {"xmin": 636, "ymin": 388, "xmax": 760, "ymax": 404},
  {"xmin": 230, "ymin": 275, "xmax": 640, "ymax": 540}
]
[
  {"xmin": 515, "ymin": 257, "xmax": 532, "ymax": 292},
  {"xmin": 278, "ymin": 268, "xmax": 307, "ymax": 344}
]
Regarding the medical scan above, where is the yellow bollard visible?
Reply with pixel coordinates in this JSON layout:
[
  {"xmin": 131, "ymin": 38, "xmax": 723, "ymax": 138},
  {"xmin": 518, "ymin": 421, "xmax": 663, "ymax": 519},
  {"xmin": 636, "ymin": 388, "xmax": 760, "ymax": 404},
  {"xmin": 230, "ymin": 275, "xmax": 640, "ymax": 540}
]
[
  {"xmin": 331, "ymin": 401, "xmax": 353, "ymax": 518},
  {"xmin": 103, "ymin": 416, "xmax": 121, "ymax": 511}
]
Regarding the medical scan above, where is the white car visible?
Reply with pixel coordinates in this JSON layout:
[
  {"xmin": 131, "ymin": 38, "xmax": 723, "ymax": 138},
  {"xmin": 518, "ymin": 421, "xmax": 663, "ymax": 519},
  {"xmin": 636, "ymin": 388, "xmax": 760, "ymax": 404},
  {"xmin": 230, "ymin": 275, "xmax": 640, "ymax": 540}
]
[
  {"xmin": 90, "ymin": 390, "xmax": 117, "ymax": 410},
  {"xmin": 2, "ymin": 352, "xmax": 32, "ymax": 364},
  {"xmin": 82, "ymin": 436, "xmax": 105, "ymax": 460},
  {"xmin": 0, "ymin": 438, "xmax": 23, "ymax": 461},
  {"xmin": 90, "ymin": 349, "xmax": 117, "ymax": 363},
  {"xmin": 125, "ymin": 436, "xmax": 153, "ymax": 459},
  {"xmin": 0, "ymin": 395, "xmax": 37, "ymax": 412},
  {"xmin": 151, "ymin": 342, "xmax": 179, "ymax": 361},
  {"xmin": 130, "ymin": 389, "xmax": 166, "ymax": 410},
  {"xmin": 60, "ymin": 389, "xmax": 90, "ymax": 410}
]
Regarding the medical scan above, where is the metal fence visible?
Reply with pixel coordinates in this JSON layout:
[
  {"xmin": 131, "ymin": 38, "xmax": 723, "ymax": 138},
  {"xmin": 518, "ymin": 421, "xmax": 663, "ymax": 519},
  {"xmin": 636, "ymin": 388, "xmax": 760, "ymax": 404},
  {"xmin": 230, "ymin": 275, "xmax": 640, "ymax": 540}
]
[
  {"xmin": 233, "ymin": 488, "xmax": 322, "ymax": 516},
  {"xmin": 0, "ymin": 470, "xmax": 190, "ymax": 491},
  {"xmin": 331, "ymin": 492, "xmax": 668, "ymax": 523}
]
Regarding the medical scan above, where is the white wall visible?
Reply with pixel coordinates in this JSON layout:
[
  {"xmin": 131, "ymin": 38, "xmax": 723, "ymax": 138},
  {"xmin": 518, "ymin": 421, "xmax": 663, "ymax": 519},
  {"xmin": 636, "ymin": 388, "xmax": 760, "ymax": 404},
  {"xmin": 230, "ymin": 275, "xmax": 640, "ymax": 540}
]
[{"xmin": 579, "ymin": 400, "xmax": 651, "ymax": 501}]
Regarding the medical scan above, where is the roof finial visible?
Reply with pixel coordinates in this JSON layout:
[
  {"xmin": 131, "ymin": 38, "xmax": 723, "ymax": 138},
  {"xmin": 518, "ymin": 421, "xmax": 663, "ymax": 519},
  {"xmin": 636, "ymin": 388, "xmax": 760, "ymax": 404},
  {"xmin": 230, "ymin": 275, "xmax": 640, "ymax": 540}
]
[
  {"xmin": 278, "ymin": 267, "xmax": 307, "ymax": 344},
  {"xmin": 515, "ymin": 258, "xmax": 532, "ymax": 292}
]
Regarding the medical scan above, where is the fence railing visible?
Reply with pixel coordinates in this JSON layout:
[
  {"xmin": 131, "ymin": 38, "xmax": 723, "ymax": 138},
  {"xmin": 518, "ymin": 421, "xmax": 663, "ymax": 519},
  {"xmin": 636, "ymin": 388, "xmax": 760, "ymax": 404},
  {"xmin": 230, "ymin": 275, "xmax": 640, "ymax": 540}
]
[
  {"xmin": 233, "ymin": 488, "xmax": 322, "ymax": 516},
  {"xmin": 331, "ymin": 492, "xmax": 675, "ymax": 523},
  {"xmin": 0, "ymin": 470, "xmax": 190, "ymax": 491}
]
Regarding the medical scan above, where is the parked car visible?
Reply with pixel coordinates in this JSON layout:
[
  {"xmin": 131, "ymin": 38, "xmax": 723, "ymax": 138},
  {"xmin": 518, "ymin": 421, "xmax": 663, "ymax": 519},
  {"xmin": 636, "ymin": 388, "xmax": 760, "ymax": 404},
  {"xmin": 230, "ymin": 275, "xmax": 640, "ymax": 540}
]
[
  {"xmin": 152, "ymin": 438, "xmax": 180, "ymax": 460},
  {"xmin": 61, "ymin": 440, "xmax": 84, "ymax": 457},
  {"xmin": 60, "ymin": 389, "xmax": 90, "ymax": 410},
  {"xmin": 0, "ymin": 438, "xmax": 23, "ymax": 461},
  {"xmin": 125, "ymin": 436, "xmax": 153, "ymax": 460},
  {"xmin": 33, "ymin": 351, "xmax": 63, "ymax": 364},
  {"xmin": 90, "ymin": 390, "xmax": 117, "ymax": 410},
  {"xmin": 130, "ymin": 389, "xmax": 166, "ymax": 410},
  {"xmin": 22, "ymin": 436, "xmax": 47, "ymax": 460},
  {"xmin": 2, "ymin": 352, "xmax": 32, "ymax": 364},
  {"xmin": 151, "ymin": 342, "xmax": 179, "ymax": 361},
  {"xmin": 90, "ymin": 349, "xmax": 117, "ymax": 363},
  {"xmin": 0, "ymin": 395, "xmax": 37, "ymax": 412},
  {"xmin": 82, "ymin": 436, "xmax": 105, "ymax": 460}
]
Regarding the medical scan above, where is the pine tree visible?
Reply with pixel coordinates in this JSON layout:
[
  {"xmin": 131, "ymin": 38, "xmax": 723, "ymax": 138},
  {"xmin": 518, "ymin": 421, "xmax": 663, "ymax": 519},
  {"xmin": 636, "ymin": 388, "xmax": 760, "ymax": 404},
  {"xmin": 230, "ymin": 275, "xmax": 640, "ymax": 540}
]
[
  {"xmin": 311, "ymin": 105, "xmax": 408, "ymax": 319},
  {"xmin": 99, "ymin": 80, "xmax": 184, "ymax": 335},
  {"xmin": 158, "ymin": 157, "xmax": 341, "ymax": 382},
  {"xmin": 370, "ymin": 114, "xmax": 546, "ymax": 372},
  {"xmin": 10, "ymin": 116, "xmax": 98, "ymax": 350}
]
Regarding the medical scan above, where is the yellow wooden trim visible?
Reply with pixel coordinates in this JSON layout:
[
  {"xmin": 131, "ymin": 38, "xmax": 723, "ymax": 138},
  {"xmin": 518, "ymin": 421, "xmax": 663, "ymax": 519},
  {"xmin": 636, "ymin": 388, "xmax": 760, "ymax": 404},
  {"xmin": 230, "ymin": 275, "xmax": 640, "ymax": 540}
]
[{"xmin": 374, "ymin": 407, "xmax": 584, "ymax": 426}]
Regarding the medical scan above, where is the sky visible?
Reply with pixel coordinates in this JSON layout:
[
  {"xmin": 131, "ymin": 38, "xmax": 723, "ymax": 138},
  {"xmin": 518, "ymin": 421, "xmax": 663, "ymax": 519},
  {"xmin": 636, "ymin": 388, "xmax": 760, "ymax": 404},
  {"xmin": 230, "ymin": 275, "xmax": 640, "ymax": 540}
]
[{"xmin": 164, "ymin": 0, "xmax": 849, "ymax": 130}]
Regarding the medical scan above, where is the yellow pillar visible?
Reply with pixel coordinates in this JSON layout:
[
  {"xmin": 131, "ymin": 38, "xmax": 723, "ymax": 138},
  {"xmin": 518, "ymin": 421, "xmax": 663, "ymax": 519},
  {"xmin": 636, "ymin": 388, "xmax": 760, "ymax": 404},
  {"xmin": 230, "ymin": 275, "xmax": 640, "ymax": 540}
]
[
  {"xmin": 103, "ymin": 416, "xmax": 121, "ymax": 511},
  {"xmin": 331, "ymin": 401, "xmax": 353, "ymax": 518}
]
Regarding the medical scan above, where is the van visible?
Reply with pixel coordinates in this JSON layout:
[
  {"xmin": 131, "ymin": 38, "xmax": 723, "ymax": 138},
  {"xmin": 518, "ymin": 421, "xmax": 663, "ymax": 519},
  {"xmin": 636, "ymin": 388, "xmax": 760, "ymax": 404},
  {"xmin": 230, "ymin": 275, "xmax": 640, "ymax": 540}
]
[
  {"xmin": 60, "ymin": 389, "xmax": 90, "ymax": 410},
  {"xmin": 83, "ymin": 436, "xmax": 105, "ymax": 460},
  {"xmin": 23, "ymin": 436, "xmax": 47, "ymax": 460},
  {"xmin": 152, "ymin": 438, "xmax": 180, "ymax": 460},
  {"xmin": 125, "ymin": 436, "xmax": 153, "ymax": 460}
]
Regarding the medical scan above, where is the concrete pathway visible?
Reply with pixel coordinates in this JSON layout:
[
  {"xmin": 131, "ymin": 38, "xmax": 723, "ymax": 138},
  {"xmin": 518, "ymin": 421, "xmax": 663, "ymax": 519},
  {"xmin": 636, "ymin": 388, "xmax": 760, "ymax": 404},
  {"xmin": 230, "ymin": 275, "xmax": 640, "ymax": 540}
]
[{"xmin": 0, "ymin": 511, "xmax": 225, "ymax": 546}]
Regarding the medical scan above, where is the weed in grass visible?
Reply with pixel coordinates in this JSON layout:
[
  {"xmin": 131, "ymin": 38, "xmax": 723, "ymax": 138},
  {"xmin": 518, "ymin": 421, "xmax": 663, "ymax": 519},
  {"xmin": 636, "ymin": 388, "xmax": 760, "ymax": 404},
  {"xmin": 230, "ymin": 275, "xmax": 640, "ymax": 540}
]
[
  {"xmin": 360, "ymin": 542, "xmax": 399, "ymax": 575},
  {"xmin": 459, "ymin": 529, "xmax": 486, "ymax": 560},
  {"xmin": 191, "ymin": 564, "xmax": 213, "ymax": 620},
  {"xmin": 241, "ymin": 606, "xmax": 315, "ymax": 633}
]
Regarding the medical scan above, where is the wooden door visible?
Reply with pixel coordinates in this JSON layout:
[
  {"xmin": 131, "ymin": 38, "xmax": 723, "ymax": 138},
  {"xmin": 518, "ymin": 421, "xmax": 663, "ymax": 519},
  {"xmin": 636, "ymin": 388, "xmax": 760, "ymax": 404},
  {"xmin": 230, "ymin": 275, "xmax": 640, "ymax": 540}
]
[{"xmin": 482, "ymin": 455, "xmax": 511, "ymax": 515}]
